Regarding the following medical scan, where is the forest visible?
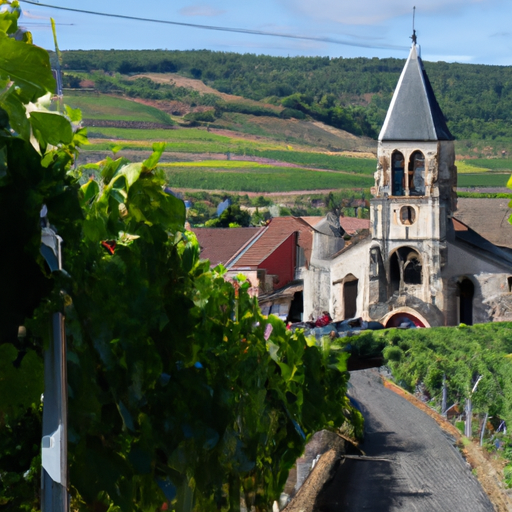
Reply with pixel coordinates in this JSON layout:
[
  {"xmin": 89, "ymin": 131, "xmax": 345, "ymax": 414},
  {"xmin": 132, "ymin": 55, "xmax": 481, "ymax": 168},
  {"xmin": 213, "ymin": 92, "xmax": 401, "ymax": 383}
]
[{"xmin": 60, "ymin": 49, "xmax": 512, "ymax": 140}]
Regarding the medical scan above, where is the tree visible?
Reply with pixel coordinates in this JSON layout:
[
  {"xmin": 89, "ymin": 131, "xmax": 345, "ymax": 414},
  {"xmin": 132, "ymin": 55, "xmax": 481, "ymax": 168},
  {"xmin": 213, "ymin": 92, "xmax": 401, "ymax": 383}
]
[{"xmin": 205, "ymin": 204, "xmax": 251, "ymax": 227}]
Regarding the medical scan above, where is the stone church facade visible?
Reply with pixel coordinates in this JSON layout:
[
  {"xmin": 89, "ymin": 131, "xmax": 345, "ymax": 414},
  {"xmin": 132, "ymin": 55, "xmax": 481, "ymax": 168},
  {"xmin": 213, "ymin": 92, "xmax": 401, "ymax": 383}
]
[{"xmin": 304, "ymin": 42, "xmax": 512, "ymax": 327}]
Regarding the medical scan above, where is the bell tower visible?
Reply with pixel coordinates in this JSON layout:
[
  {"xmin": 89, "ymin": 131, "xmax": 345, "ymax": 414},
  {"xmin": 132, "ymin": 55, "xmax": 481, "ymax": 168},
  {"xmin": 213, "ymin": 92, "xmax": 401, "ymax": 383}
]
[{"xmin": 368, "ymin": 40, "xmax": 457, "ymax": 324}]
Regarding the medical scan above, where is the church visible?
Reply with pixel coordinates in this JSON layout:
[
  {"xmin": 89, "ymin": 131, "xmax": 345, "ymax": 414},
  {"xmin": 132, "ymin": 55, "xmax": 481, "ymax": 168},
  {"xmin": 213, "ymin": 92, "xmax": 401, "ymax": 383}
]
[{"xmin": 303, "ymin": 39, "xmax": 512, "ymax": 328}]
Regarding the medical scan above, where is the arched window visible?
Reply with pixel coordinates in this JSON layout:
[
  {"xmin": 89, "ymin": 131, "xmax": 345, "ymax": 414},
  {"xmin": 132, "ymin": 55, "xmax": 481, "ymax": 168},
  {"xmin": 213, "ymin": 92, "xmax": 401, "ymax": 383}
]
[
  {"xmin": 389, "ymin": 247, "xmax": 422, "ymax": 293},
  {"xmin": 458, "ymin": 278, "xmax": 474, "ymax": 325},
  {"xmin": 408, "ymin": 151, "xmax": 425, "ymax": 196},
  {"xmin": 392, "ymin": 151, "xmax": 405, "ymax": 196}
]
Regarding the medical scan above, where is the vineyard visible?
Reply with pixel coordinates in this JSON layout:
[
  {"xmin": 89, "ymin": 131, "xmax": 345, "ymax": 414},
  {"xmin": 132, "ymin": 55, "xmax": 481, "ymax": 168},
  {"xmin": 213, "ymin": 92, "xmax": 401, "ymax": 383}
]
[
  {"xmin": 161, "ymin": 164, "xmax": 374, "ymax": 192},
  {"xmin": 0, "ymin": 6, "xmax": 363, "ymax": 511}
]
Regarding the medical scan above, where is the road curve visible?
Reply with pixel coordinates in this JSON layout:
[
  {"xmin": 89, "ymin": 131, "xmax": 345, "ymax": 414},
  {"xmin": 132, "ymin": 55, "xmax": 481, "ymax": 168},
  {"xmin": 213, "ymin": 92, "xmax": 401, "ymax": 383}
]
[{"xmin": 315, "ymin": 369, "xmax": 494, "ymax": 512}]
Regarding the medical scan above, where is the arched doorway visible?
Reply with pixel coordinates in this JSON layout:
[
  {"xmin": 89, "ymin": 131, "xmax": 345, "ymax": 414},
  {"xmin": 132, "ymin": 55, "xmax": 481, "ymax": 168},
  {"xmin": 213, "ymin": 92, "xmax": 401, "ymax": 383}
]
[
  {"xmin": 389, "ymin": 247, "xmax": 422, "ymax": 293},
  {"xmin": 458, "ymin": 277, "xmax": 474, "ymax": 325},
  {"xmin": 392, "ymin": 150, "xmax": 405, "ymax": 196},
  {"xmin": 383, "ymin": 308, "xmax": 429, "ymax": 328}
]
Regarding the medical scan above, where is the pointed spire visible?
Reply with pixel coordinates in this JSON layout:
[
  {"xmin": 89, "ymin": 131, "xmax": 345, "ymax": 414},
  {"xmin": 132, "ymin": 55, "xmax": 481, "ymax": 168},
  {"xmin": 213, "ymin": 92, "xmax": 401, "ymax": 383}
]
[{"xmin": 378, "ymin": 42, "xmax": 453, "ymax": 142}]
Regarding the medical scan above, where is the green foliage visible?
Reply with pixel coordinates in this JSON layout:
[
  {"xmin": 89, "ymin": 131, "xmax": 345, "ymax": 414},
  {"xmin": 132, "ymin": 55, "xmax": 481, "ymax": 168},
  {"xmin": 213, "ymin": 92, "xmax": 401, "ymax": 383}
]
[
  {"xmin": 0, "ymin": 4, "xmax": 85, "ymax": 507},
  {"xmin": 205, "ymin": 204, "xmax": 251, "ymax": 227},
  {"xmin": 183, "ymin": 109, "xmax": 216, "ymax": 123},
  {"xmin": 375, "ymin": 324, "xmax": 512, "ymax": 425},
  {"xmin": 1, "ymin": 13, "xmax": 359, "ymax": 511},
  {"xmin": 251, "ymin": 195, "xmax": 272, "ymax": 207},
  {"xmin": 216, "ymin": 101, "xmax": 281, "ymax": 118}
]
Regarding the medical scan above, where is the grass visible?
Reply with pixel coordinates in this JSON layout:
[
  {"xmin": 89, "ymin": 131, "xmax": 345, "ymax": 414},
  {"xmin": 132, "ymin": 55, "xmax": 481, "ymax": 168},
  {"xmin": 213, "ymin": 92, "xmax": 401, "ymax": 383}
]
[
  {"xmin": 456, "ymin": 161, "xmax": 493, "ymax": 174},
  {"xmin": 162, "ymin": 167, "xmax": 374, "ymax": 192},
  {"xmin": 88, "ymin": 126, "xmax": 234, "ymax": 141},
  {"xmin": 248, "ymin": 150, "xmax": 376, "ymax": 174},
  {"xmin": 457, "ymin": 173, "xmax": 510, "ymax": 188},
  {"xmin": 162, "ymin": 160, "xmax": 370, "ymax": 174},
  {"xmin": 65, "ymin": 92, "xmax": 173, "ymax": 124},
  {"xmin": 462, "ymin": 158, "xmax": 512, "ymax": 171}
]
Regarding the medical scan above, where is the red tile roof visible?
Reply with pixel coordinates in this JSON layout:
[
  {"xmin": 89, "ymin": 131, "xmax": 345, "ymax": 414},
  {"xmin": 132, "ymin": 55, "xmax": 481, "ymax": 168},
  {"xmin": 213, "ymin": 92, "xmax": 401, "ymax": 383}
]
[
  {"xmin": 340, "ymin": 217, "xmax": 371, "ymax": 234},
  {"xmin": 193, "ymin": 227, "xmax": 264, "ymax": 267},
  {"xmin": 301, "ymin": 216, "xmax": 325, "ymax": 228},
  {"xmin": 234, "ymin": 217, "xmax": 314, "ymax": 268}
]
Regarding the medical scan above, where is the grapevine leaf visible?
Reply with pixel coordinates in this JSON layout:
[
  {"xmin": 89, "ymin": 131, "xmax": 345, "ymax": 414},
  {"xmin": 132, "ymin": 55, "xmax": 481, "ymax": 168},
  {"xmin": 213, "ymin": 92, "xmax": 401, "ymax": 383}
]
[
  {"xmin": 29, "ymin": 111, "xmax": 73, "ymax": 145},
  {"xmin": 64, "ymin": 104, "xmax": 82, "ymax": 123},
  {"xmin": 80, "ymin": 179, "xmax": 99, "ymax": 207},
  {"xmin": 143, "ymin": 142, "xmax": 166, "ymax": 171},
  {"xmin": 114, "ymin": 162, "xmax": 142, "ymax": 189},
  {"xmin": 0, "ymin": 34, "xmax": 55, "ymax": 101},
  {"xmin": 0, "ymin": 90, "xmax": 30, "ymax": 140}
]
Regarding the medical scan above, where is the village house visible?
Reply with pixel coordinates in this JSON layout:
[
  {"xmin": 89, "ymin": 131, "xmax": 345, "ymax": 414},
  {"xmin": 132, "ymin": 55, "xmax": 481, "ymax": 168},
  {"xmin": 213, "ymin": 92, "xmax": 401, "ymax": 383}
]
[{"xmin": 304, "ymin": 40, "xmax": 512, "ymax": 327}]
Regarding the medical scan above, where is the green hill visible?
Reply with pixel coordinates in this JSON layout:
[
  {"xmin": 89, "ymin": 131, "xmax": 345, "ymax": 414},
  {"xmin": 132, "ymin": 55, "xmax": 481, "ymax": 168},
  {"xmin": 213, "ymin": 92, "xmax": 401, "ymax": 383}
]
[{"xmin": 61, "ymin": 49, "xmax": 512, "ymax": 142}]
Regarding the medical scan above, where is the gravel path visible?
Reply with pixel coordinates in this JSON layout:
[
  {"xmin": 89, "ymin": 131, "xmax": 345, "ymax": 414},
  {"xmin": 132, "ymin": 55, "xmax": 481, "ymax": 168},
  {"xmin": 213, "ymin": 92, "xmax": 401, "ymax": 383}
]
[{"xmin": 315, "ymin": 369, "xmax": 494, "ymax": 512}]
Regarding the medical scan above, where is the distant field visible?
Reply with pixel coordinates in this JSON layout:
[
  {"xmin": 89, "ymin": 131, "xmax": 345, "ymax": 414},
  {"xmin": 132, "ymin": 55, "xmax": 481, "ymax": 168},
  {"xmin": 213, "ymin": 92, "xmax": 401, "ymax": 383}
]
[
  {"xmin": 161, "ymin": 166, "xmax": 373, "ymax": 192},
  {"xmin": 457, "ymin": 173, "xmax": 510, "ymax": 188},
  {"xmin": 457, "ymin": 159, "xmax": 512, "ymax": 174},
  {"xmin": 463, "ymin": 158, "xmax": 512, "ymax": 171},
  {"xmin": 86, "ymin": 140, "xmax": 286, "ymax": 155},
  {"xmin": 456, "ymin": 161, "xmax": 493, "ymax": 173},
  {"xmin": 65, "ymin": 93, "xmax": 173, "ymax": 124},
  {"xmin": 85, "ymin": 127, "xmax": 376, "ymax": 173}
]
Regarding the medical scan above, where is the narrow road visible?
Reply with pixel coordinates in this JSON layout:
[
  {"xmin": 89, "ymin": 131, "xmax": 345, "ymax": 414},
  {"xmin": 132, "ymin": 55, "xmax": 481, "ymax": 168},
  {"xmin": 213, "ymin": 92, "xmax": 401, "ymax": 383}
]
[{"xmin": 315, "ymin": 369, "xmax": 494, "ymax": 511}]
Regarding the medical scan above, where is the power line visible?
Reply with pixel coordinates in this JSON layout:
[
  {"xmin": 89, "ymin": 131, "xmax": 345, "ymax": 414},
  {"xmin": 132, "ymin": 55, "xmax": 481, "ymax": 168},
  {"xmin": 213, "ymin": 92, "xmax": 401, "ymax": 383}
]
[{"xmin": 19, "ymin": 0, "xmax": 406, "ymax": 51}]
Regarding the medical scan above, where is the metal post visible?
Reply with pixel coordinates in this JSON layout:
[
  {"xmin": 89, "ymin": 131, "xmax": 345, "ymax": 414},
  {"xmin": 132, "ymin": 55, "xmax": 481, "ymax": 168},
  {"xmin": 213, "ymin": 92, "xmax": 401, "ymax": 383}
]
[
  {"xmin": 480, "ymin": 412, "xmax": 489, "ymax": 447},
  {"xmin": 41, "ymin": 312, "xmax": 68, "ymax": 511},
  {"xmin": 464, "ymin": 397, "xmax": 472, "ymax": 438},
  {"xmin": 441, "ymin": 374, "xmax": 447, "ymax": 416}
]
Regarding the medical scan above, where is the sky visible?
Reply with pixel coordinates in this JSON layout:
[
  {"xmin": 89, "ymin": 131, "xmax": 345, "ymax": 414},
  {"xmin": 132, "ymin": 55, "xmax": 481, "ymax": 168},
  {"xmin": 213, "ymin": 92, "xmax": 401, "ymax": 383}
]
[{"xmin": 13, "ymin": 0, "xmax": 512, "ymax": 66}]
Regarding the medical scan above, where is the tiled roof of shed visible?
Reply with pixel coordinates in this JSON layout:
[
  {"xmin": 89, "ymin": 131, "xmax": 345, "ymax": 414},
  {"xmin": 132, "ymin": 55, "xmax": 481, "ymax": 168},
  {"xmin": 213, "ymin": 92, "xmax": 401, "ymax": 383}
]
[
  {"xmin": 193, "ymin": 227, "xmax": 264, "ymax": 267},
  {"xmin": 234, "ymin": 217, "xmax": 314, "ymax": 268}
]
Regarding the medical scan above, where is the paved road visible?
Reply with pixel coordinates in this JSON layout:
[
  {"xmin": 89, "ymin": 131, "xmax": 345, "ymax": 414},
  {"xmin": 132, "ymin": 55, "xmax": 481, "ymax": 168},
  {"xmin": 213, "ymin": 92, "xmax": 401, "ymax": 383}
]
[{"xmin": 315, "ymin": 369, "xmax": 494, "ymax": 512}]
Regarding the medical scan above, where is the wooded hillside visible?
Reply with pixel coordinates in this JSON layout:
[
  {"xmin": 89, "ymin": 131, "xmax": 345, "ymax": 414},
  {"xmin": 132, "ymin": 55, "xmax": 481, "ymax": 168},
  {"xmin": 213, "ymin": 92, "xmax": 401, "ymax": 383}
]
[{"xmin": 61, "ymin": 49, "xmax": 512, "ymax": 141}]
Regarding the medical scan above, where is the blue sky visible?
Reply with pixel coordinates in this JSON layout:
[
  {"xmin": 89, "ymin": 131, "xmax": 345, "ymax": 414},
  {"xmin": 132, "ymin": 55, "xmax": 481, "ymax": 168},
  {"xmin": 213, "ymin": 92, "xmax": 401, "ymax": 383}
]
[{"xmin": 15, "ymin": 0, "xmax": 512, "ymax": 65}]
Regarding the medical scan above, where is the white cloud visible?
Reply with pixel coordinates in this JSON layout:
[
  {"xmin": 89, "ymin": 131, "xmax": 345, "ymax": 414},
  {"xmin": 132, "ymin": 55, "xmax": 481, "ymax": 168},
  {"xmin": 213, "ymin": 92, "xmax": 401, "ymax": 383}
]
[
  {"xmin": 22, "ymin": 9, "xmax": 49, "ymax": 20},
  {"xmin": 179, "ymin": 5, "xmax": 226, "ymax": 17},
  {"xmin": 277, "ymin": 0, "xmax": 487, "ymax": 25}
]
